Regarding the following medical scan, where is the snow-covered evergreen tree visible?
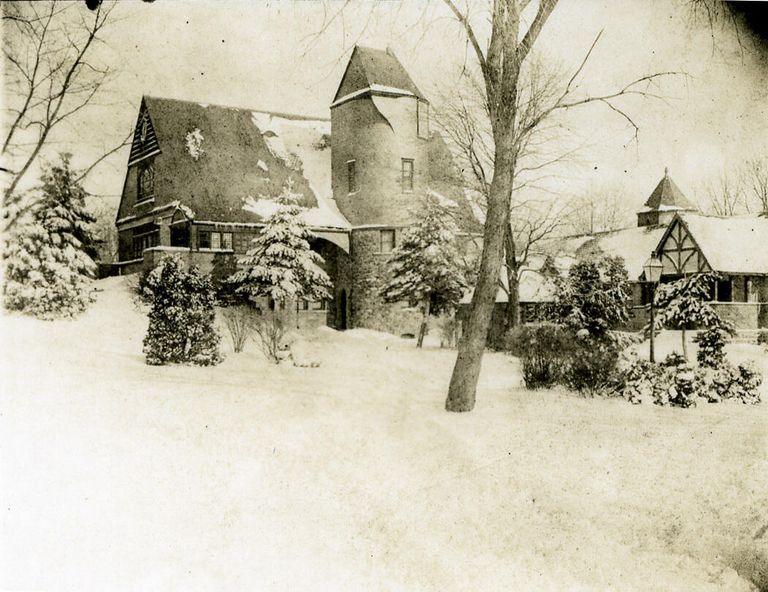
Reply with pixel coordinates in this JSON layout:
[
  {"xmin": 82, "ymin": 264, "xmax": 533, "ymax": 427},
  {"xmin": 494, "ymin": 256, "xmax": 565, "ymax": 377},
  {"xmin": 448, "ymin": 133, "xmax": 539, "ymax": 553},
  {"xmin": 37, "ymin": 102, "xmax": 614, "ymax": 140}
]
[
  {"xmin": 3, "ymin": 154, "xmax": 97, "ymax": 319},
  {"xmin": 229, "ymin": 183, "xmax": 332, "ymax": 305},
  {"xmin": 142, "ymin": 255, "xmax": 222, "ymax": 366},
  {"xmin": 655, "ymin": 272, "xmax": 723, "ymax": 361},
  {"xmin": 381, "ymin": 194, "xmax": 468, "ymax": 347}
]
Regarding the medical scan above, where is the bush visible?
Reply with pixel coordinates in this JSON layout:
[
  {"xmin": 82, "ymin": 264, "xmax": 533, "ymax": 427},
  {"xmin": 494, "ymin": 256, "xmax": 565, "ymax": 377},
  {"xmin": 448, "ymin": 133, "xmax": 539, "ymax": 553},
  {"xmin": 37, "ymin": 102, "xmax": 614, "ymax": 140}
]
[
  {"xmin": 696, "ymin": 361, "xmax": 763, "ymax": 405},
  {"xmin": 505, "ymin": 323, "xmax": 571, "ymax": 388},
  {"xmin": 757, "ymin": 330, "xmax": 768, "ymax": 346},
  {"xmin": 506, "ymin": 324, "xmax": 624, "ymax": 393},
  {"xmin": 694, "ymin": 325, "xmax": 733, "ymax": 368},
  {"xmin": 660, "ymin": 352, "xmax": 686, "ymax": 368},
  {"xmin": 620, "ymin": 358, "xmax": 697, "ymax": 407},
  {"xmin": 142, "ymin": 256, "xmax": 222, "ymax": 366},
  {"xmin": 221, "ymin": 305, "xmax": 256, "ymax": 353},
  {"xmin": 253, "ymin": 311, "xmax": 286, "ymax": 364}
]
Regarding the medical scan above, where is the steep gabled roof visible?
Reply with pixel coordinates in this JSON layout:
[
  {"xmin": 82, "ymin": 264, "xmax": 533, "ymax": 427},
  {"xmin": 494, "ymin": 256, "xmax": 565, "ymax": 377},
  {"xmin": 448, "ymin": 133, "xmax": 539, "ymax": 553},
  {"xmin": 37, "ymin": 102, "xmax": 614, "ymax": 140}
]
[
  {"xmin": 641, "ymin": 168, "xmax": 696, "ymax": 211},
  {"xmin": 332, "ymin": 45, "xmax": 426, "ymax": 104},
  {"xmin": 659, "ymin": 213, "xmax": 768, "ymax": 275},
  {"xmin": 127, "ymin": 96, "xmax": 346, "ymax": 227}
]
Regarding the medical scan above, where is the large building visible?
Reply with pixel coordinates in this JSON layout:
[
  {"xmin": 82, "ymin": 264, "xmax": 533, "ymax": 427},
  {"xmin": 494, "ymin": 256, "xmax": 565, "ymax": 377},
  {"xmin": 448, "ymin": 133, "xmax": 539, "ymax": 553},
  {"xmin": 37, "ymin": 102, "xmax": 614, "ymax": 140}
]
[
  {"xmin": 490, "ymin": 170, "xmax": 768, "ymax": 336},
  {"xmin": 115, "ymin": 46, "xmax": 478, "ymax": 334}
]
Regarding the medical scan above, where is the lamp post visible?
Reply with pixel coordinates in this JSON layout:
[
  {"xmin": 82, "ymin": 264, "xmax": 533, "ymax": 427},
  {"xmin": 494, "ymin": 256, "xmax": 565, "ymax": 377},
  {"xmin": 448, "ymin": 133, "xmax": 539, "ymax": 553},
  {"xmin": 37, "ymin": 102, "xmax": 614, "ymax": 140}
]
[{"xmin": 643, "ymin": 255, "xmax": 663, "ymax": 363}]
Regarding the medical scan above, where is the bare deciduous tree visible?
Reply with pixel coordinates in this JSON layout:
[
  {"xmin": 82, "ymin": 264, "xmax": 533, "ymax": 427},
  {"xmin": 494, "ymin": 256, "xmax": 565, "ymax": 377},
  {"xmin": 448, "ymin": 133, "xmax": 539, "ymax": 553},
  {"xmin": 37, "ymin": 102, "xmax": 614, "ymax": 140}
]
[
  {"xmin": 743, "ymin": 157, "xmax": 768, "ymax": 214},
  {"xmin": 432, "ymin": 2, "xmax": 679, "ymax": 411},
  {"xmin": 2, "ymin": 0, "xmax": 125, "ymax": 229},
  {"xmin": 566, "ymin": 186, "xmax": 634, "ymax": 235}
]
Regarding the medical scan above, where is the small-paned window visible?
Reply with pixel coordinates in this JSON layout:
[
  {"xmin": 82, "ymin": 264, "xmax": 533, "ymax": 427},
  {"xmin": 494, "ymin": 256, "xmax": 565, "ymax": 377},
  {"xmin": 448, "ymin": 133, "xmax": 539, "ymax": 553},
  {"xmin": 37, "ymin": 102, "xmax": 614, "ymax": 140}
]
[
  {"xmin": 417, "ymin": 101, "xmax": 429, "ymax": 139},
  {"xmin": 380, "ymin": 229, "xmax": 396, "ymax": 254},
  {"xmin": 221, "ymin": 232, "xmax": 233, "ymax": 250},
  {"xmin": 347, "ymin": 160, "xmax": 357, "ymax": 193},
  {"xmin": 137, "ymin": 161, "xmax": 155, "ymax": 203},
  {"xmin": 401, "ymin": 158, "xmax": 414, "ymax": 192},
  {"xmin": 199, "ymin": 231, "xmax": 233, "ymax": 250}
]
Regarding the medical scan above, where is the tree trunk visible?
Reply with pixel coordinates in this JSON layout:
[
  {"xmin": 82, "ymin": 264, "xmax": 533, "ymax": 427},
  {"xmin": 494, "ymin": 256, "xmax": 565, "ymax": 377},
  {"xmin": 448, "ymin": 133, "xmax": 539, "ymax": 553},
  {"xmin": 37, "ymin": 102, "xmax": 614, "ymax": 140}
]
[
  {"xmin": 681, "ymin": 327, "xmax": 688, "ymax": 361},
  {"xmin": 504, "ymin": 227, "xmax": 521, "ymax": 332},
  {"xmin": 445, "ymin": 147, "xmax": 515, "ymax": 412},
  {"xmin": 417, "ymin": 297, "xmax": 431, "ymax": 348}
]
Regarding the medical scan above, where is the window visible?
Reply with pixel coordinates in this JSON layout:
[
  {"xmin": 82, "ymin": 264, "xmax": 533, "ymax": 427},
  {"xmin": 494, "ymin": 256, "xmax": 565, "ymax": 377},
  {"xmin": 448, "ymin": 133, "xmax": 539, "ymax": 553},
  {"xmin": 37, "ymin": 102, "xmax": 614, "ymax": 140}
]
[
  {"xmin": 132, "ymin": 230, "xmax": 158, "ymax": 259},
  {"xmin": 380, "ymin": 229, "xmax": 396, "ymax": 254},
  {"xmin": 137, "ymin": 161, "xmax": 155, "ymax": 203},
  {"xmin": 401, "ymin": 158, "xmax": 414, "ymax": 192},
  {"xmin": 417, "ymin": 100, "xmax": 429, "ymax": 139},
  {"xmin": 347, "ymin": 160, "xmax": 357, "ymax": 193},
  {"xmin": 198, "ymin": 231, "xmax": 233, "ymax": 250}
]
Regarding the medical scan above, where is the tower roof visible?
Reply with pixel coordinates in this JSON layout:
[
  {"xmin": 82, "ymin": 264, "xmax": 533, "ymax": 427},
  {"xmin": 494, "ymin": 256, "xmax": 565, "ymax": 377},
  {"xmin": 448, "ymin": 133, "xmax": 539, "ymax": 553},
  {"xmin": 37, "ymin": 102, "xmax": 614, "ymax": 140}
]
[
  {"xmin": 332, "ymin": 45, "xmax": 426, "ymax": 104},
  {"xmin": 642, "ymin": 168, "xmax": 695, "ymax": 211}
]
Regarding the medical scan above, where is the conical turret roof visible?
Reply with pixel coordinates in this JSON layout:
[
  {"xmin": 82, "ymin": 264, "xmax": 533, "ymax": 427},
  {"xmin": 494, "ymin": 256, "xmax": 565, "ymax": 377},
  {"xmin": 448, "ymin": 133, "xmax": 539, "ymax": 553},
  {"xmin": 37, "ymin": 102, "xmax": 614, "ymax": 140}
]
[{"xmin": 643, "ymin": 168, "xmax": 695, "ymax": 211}]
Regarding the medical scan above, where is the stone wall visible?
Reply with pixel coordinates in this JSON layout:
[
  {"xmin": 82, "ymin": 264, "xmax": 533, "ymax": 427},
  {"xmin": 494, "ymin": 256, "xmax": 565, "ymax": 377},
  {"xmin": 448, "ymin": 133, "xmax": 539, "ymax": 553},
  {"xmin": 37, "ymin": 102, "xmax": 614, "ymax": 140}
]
[
  {"xmin": 348, "ymin": 228, "xmax": 422, "ymax": 335},
  {"xmin": 711, "ymin": 303, "xmax": 761, "ymax": 329}
]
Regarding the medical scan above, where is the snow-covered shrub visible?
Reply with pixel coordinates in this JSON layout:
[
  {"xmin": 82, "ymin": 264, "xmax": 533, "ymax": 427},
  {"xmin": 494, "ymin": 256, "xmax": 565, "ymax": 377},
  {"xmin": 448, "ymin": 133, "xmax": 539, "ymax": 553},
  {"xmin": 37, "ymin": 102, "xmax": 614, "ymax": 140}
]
[
  {"xmin": 506, "ymin": 323, "xmax": 571, "ymax": 388},
  {"xmin": 757, "ymin": 330, "xmax": 767, "ymax": 348},
  {"xmin": 660, "ymin": 351, "xmax": 686, "ymax": 368},
  {"xmin": 381, "ymin": 193, "xmax": 468, "ymax": 348},
  {"xmin": 185, "ymin": 128, "xmax": 205, "ymax": 160},
  {"xmin": 221, "ymin": 305, "xmax": 255, "ymax": 353},
  {"xmin": 564, "ymin": 334, "xmax": 624, "ymax": 395},
  {"xmin": 3, "ymin": 154, "xmax": 97, "ymax": 319},
  {"xmin": 696, "ymin": 361, "xmax": 762, "ymax": 405},
  {"xmin": 694, "ymin": 324, "xmax": 734, "ymax": 368},
  {"xmin": 142, "ymin": 256, "xmax": 222, "ymax": 366},
  {"xmin": 620, "ymin": 358, "xmax": 698, "ymax": 407},
  {"xmin": 553, "ymin": 256, "xmax": 631, "ymax": 338}
]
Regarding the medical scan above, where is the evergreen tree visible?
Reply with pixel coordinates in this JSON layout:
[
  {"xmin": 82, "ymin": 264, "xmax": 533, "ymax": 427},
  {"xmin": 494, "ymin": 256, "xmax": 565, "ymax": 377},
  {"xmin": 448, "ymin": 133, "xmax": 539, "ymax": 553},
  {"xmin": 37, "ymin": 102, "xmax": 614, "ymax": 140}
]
[
  {"xmin": 142, "ymin": 256, "xmax": 222, "ymax": 366},
  {"xmin": 381, "ymin": 195, "xmax": 468, "ymax": 348},
  {"xmin": 3, "ymin": 154, "xmax": 97, "ymax": 319},
  {"xmin": 229, "ymin": 184, "xmax": 333, "ymax": 305},
  {"xmin": 654, "ymin": 272, "xmax": 723, "ymax": 361},
  {"xmin": 554, "ymin": 256, "xmax": 631, "ymax": 337}
]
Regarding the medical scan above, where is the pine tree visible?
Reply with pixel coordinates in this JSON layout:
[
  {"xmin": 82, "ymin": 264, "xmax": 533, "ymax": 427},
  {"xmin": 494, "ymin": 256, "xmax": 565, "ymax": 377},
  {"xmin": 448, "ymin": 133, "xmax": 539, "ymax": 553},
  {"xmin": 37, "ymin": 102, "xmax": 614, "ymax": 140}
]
[
  {"xmin": 3, "ymin": 154, "xmax": 97, "ymax": 319},
  {"xmin": 229, "ymin": 184, "xmax": 333, "ymax": 305},
  {"xmin": 381, "ymin": 195, "xmax": 468, "ymax": 348},
  {"xmin": 142, "ymin": 256, "xmax": 222, "ymax": 366}
]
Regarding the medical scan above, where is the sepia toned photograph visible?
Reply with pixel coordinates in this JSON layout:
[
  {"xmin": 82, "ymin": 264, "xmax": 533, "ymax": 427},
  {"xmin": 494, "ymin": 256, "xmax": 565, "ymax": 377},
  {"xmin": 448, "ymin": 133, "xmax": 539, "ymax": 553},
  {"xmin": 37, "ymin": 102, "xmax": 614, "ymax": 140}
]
[{"xmin": 1, "ymin": 0, "xmax": 767, "ymax": 590}]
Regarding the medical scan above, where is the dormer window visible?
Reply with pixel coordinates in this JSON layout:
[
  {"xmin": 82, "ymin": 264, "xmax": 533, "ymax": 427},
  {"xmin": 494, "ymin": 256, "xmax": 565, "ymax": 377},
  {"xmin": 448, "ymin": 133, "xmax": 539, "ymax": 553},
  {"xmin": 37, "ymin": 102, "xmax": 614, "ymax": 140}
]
[
  {"xmin": 137, "ymin": 160, "xmax": 155, "ymax": 204},
  {"xmin": 401, "ymin": 158, "xmax": 414, "ymax": 193},
  {"xmin": 347, "ymin": 160, "xmax": 357, "ymax": 193}
]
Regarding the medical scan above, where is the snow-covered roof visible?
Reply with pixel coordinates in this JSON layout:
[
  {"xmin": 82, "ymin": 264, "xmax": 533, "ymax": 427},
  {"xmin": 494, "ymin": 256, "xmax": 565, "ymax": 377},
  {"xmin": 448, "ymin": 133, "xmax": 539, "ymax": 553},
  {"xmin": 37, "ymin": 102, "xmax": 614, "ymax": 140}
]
[
  {"xmin": 575, "ymin": 225, "xmax": 668, "ymax": 280},
  {"xmin": 122, "ymin": 96, "xmax": 346, "ymax": 229},
  {"xmin": 675, "ymin": 213, "xmax": 768, "ymax": 274}
]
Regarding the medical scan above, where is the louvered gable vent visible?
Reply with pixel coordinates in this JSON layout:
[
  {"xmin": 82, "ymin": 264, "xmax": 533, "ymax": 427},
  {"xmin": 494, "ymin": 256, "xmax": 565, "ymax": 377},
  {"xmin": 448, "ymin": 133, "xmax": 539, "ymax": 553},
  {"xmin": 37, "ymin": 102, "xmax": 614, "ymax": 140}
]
[{"xmin": 128, "ymin": 99, "xmax": 161, "ymax": 166}]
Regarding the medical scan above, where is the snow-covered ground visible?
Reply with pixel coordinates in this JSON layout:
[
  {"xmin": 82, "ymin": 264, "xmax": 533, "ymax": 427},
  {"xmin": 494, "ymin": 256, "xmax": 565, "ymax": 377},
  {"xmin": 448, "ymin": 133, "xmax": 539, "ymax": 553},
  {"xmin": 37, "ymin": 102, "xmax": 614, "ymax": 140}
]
[{"xmin": 1, "ymin": 277, "xmax": 767, "ymax": 591}]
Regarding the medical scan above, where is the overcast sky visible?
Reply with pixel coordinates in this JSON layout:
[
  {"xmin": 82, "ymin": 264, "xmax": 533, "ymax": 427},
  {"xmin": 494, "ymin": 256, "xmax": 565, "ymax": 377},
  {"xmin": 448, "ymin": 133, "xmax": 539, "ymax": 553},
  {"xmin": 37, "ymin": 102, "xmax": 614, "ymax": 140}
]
[{"xmin": 9, "ymin": 0, "xmax": 768, "ymax": 217}]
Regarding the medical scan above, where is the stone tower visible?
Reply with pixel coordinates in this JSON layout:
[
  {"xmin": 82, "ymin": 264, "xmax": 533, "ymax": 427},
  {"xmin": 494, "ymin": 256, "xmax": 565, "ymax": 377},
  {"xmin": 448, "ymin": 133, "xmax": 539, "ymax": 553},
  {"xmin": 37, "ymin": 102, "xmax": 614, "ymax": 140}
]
[{"xmin": 330, "ymin": 45, "xmax": 431, "ymax": 227}]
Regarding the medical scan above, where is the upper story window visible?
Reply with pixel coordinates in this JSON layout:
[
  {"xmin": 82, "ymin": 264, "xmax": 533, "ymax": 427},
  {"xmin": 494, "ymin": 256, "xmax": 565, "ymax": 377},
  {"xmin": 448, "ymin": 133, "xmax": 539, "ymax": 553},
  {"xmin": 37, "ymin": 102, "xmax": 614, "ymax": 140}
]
[
  {"xmin": 417, "ymin": 100, "xmax": 429, "ymax": 139},
  {"xmin": 137, "ymin": 160, "xmax": 155, "ymax": 203},
  {"xmin": 401, "ymin": 158, "xmax": 414, "ymax": 193},
  {"xmin": 347, "ymin": 160, "xmax": 357, "ymax": 193},
  {"xmin": 380, "ymin": 229, "xmax": 396, "ymax": 254}
]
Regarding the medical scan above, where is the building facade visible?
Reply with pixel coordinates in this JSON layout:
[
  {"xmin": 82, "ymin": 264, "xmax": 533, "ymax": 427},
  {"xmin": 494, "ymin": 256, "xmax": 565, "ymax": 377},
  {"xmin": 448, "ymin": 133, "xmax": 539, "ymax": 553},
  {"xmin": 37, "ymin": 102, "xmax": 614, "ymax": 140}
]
[{"xmin": 115, "ymin": 46, "xmax": 478, "ymax": 334}]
